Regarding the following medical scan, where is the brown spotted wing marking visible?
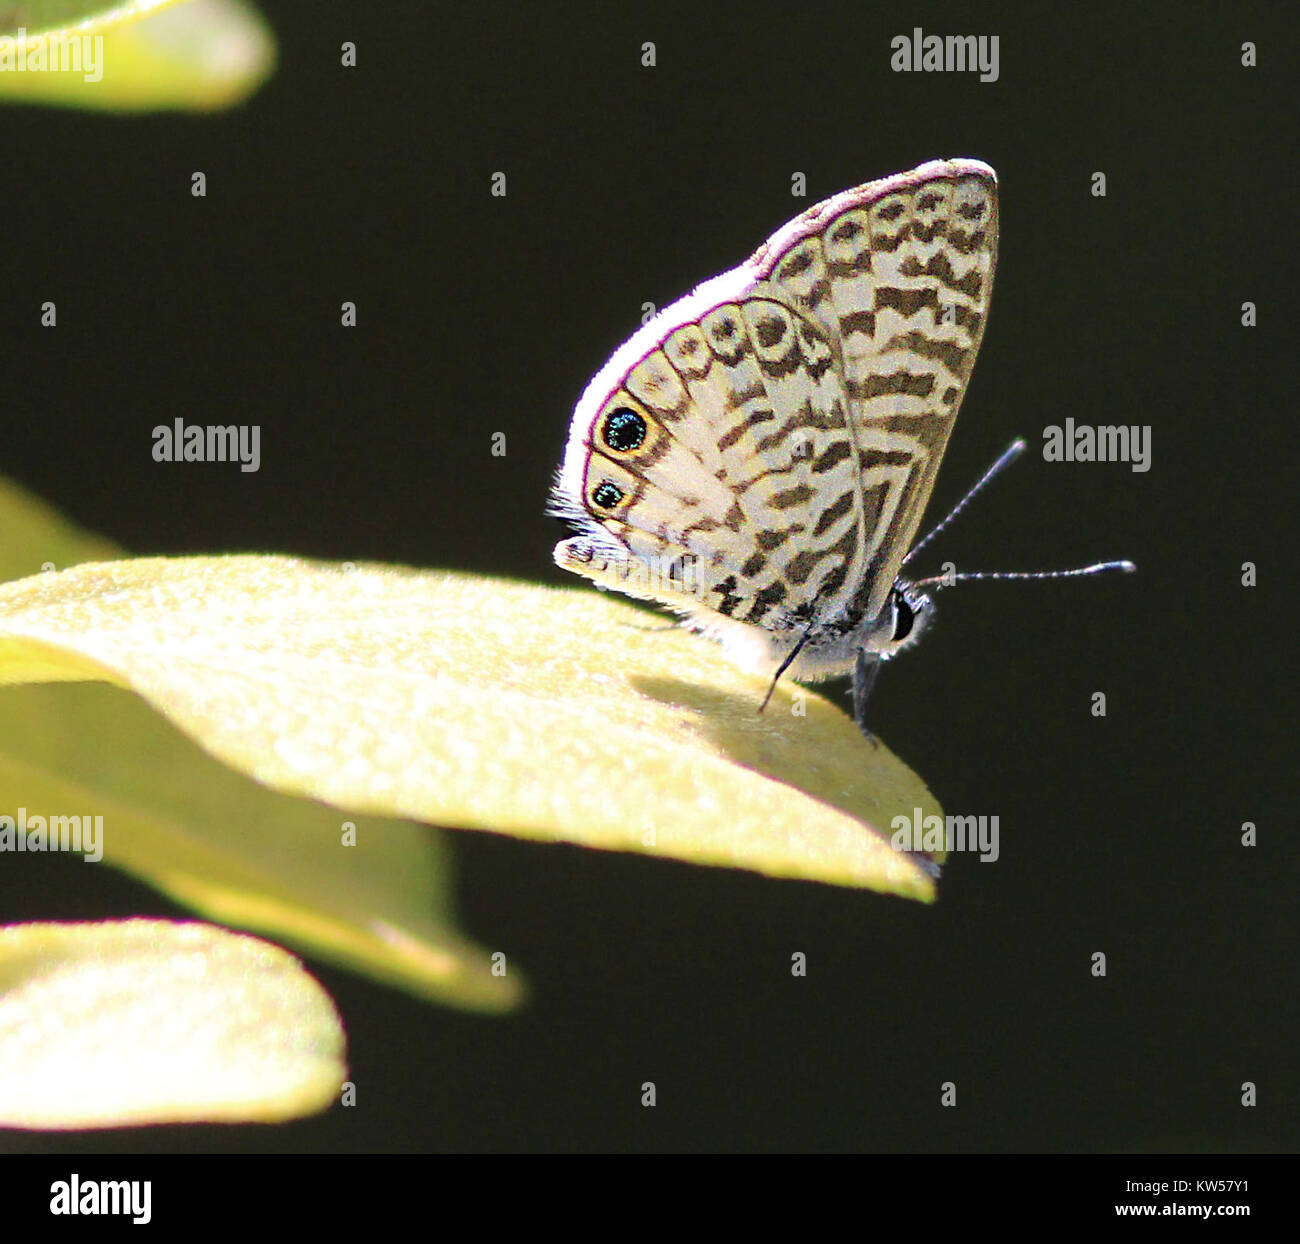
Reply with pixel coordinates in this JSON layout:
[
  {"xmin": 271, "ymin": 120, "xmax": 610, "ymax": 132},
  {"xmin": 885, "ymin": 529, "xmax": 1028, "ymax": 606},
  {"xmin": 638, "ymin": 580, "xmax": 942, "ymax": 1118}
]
[
  {"xmin": 572, "ymin": 297, "xmax": 859, "ymax": 628},
  {"xmin": 553, "ymin": 160, "xmax": 998, "ymax": 636},
  {"xmin": 753, "ymin": 166, "xmax": 998, "ymax": 620}
]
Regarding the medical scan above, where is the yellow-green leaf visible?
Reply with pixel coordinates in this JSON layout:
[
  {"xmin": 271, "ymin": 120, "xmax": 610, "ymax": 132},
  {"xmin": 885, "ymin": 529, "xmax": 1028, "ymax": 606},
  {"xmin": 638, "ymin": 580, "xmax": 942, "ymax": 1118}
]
[
  {"xmin": 0, "ymin": 494, "xmax": 943, "ymax": 899},
  {"xmin": 0, "ymin": 478, "xmax": 522, "ymax": 1013},
  {"xmin": 0, "ymin": 0, "xmax": 275, "ymax": 112},
  {"xmin": 0, "ymin": 920, "xmax": 345, "ymax": 1129}
]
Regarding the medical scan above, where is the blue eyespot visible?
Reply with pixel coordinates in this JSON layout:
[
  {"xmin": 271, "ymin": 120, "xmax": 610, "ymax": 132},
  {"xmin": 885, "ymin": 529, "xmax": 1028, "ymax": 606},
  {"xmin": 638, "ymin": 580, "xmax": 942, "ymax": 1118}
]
[
  {"xmin": 592, "ymin": 481, "xmax": 624, "ymax": 509},
  {"xmin": 602, "ymin": 407, "xmax": 647, "ymax": 452}
]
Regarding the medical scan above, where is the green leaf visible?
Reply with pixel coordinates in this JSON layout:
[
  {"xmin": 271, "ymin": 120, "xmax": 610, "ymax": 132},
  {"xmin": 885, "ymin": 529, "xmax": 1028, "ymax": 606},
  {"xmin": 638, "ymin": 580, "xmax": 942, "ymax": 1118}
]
[
  {"xmin": 0, "ymin": 479, "xmax": 944, "ymax": 900},
  {"xmin": 0, "ymin": 919, "xmax": 346, "ymax": 1129},
  {"xmin": 0, "ymin": 478, "xmax": 522, "ymax": 1013},
  {"xmin": 0, "ymin": 0, "xmax": 275, "ymax": 112}
]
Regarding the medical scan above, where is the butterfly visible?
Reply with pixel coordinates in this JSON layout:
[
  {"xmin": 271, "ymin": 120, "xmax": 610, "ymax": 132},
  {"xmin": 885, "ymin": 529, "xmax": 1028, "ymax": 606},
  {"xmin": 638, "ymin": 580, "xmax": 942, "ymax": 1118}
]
[{"xmin": 550, "ymin": 159, "xmax": 1130, "ymax": 734}]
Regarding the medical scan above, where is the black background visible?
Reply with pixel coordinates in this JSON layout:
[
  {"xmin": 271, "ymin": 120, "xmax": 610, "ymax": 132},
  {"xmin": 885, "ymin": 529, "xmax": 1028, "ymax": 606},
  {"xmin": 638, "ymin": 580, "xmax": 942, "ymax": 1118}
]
[{"xmin": 2, "ymin": 1, "xmax": 1294, "ymax": 1153}]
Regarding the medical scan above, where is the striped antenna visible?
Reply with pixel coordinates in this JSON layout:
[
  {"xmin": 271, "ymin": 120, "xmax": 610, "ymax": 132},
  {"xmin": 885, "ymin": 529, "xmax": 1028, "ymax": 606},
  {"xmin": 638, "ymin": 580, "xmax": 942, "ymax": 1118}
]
[
  {"xmin": 913, "ymin": 560, "xmax": 1136, "ymax": 592},
  {"xmin": 903, "ymin": 438, "xmax": 1027, "ymax": 566},
  {"xmin": 905, "ymin": 437, "xmax": 1135, "ymax": 587}
]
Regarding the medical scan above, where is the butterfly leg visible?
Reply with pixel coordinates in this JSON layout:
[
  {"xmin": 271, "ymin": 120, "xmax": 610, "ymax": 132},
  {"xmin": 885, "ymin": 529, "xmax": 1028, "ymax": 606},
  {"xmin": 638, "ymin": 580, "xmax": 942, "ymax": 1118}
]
[
  {"xmin": 759, "ymin": 619, "xmax": 817, "ymax": 715},
  {"xmin": 852, "ymin": 649, "xmax": 882, "ymax": 745},
  {"xmin": 619, "ymin": 618, "xmax": 683, "ymax": 633},
  {"xmin": 853, "ymin": 650, "xmax": 937, "ymax": 870}
]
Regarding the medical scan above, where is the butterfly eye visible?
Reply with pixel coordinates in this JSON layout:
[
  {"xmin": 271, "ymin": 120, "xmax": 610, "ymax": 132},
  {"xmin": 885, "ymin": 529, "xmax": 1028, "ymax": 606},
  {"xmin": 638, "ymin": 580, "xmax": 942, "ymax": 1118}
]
[
  {"xmin": 891, "ymin": 593, "xmax": 916, "ymax": 642},
  {"xmin": 601, "ymin": 407, "xmax": 647, "ymax": 453},
  {"xmin": 591, "ymin": 481, "xmax": 624, "ymax": 509}
]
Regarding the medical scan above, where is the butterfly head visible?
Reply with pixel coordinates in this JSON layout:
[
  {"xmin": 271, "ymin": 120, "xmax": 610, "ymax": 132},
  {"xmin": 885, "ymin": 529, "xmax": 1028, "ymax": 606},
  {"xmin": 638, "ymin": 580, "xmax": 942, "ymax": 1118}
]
[
  {"xmin": 727, "ymin": 575, "xmax": 937, "ymax": 685},
  {"xmin": 873, "ymin": 579, "xmax": 935, "ymax": 659}
]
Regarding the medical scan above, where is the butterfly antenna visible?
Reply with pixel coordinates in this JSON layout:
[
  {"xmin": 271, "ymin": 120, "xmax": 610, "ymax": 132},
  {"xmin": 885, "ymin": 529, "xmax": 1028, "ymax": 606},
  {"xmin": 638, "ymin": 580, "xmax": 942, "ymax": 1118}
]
[
  {"xmin": 912, "ymin": 560, "xmax": 1135, "ymax": 591},
  {"xmin": 903, "ymin": 438, "xmax": 1027, "ymax": 567}
]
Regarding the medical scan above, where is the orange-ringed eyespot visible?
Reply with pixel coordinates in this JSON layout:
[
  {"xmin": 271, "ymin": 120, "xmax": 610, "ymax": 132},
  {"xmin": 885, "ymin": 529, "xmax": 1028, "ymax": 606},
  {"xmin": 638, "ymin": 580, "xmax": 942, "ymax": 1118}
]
[
  {"xmin": 602, "ymin": 407, "xmax": 646, "ymax": 452},
  {"xmin": 591, "ymin": 481, "xmax": 623, "ymax": 509}
]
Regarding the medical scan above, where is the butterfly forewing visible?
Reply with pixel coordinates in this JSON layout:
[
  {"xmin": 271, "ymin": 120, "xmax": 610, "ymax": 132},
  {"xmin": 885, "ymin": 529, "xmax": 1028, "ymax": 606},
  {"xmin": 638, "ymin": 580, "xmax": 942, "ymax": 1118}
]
[
  {"xmin": 752, "ymin": 163, "xmax": 998, "ymax": 619},
  {"xmin": 552, "ymin": 159, "xmax": 998, "ymax": 665}
]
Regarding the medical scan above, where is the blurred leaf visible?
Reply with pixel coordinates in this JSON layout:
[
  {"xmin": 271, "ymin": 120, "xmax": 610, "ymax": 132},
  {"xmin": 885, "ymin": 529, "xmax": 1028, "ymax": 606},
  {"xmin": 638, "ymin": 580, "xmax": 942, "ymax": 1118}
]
[
  {"xmin": 0, "ymin": 478, "xmax": 522, "ymax": 1013},
  {"xmin": 0, "ymin": 919, "xmax": 345, "ymax": 1129},
  {"xmin": 0, "ymin": 0, "xmax": 274, "ymax": 112},
  {"xmin": 0, "ymin": 0, "xmax": 173, "ymax": 37},
  {"xmin": 0, "ymin": 488, "xmax": 943, "ymax": 899}
]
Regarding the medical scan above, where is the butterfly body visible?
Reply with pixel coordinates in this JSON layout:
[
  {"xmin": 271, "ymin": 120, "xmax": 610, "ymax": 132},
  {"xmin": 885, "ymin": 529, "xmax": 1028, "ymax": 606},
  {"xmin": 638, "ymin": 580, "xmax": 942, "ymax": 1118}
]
[{"xmin": 551, "ymin": 159, "xmax": 998, "ymax": 692}]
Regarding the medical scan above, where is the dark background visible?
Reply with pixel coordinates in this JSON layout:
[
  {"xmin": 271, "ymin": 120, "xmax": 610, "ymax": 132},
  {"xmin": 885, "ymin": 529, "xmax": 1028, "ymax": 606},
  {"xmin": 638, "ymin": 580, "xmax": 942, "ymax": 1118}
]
[{"xmin": 2, "ymin": 1, "xmax": 1293, "ymax": 1153}]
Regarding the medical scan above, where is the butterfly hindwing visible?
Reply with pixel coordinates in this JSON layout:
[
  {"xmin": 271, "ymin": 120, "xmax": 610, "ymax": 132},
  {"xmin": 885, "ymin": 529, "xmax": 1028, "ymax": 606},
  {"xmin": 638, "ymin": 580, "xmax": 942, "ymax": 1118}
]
[{"xmin": 558, "ymin": 293, "xmax": 859, "ymax": 628}]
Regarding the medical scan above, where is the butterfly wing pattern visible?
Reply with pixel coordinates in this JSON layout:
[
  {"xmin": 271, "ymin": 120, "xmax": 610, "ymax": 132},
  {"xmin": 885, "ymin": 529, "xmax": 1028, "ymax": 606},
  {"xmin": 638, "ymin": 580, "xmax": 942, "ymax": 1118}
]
[{"xmin": 551, "ymin": 158, "xmax": 998, "ymax": 695}]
